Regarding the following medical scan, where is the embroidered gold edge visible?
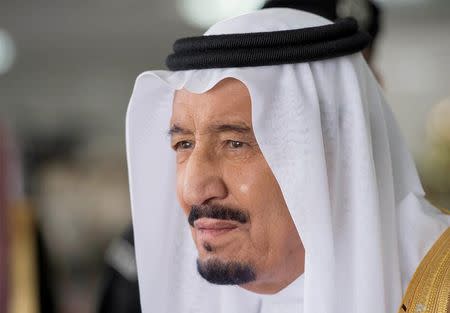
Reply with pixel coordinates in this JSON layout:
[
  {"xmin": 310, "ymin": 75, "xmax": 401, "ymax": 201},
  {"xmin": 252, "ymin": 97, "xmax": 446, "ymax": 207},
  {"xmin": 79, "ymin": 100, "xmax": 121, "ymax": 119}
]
[
  {"xmin": 398, "ymin": 227, "xmax": 450, "ymax": 313},
  {"xmin": 437, "ymin": 207, "xmax": 450, "ymax": 215},
  {"xmin": 8, "ymin": 200, "xmax": 39, "ymax": 313}
]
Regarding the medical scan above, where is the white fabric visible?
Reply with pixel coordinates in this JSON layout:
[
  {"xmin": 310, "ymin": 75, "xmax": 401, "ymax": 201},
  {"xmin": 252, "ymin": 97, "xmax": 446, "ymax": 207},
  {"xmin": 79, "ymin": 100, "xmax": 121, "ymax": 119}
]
[
  {"xmin": 259, "ymin": 275, "xmax": 304, "ymax": 313},
  {"xmin": 125, "ymin": 8, "xmax": 450, "ymax": 313}
]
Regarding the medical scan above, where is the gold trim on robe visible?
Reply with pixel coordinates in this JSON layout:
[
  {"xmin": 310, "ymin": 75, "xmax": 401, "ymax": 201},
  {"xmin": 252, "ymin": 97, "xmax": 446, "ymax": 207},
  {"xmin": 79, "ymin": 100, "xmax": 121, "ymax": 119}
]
[
  {"xmin": 398, "ymin": 227, "xmax": 450, "ymax": 313},
  {"xmin": 8, "ymin": 200, "xmax": 39, "ymax": 313}
]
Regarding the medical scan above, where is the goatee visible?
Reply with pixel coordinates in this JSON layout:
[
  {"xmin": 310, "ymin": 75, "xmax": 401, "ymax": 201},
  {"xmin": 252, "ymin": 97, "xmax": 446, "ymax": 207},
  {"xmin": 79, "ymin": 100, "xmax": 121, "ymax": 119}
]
[{"xmin": 196, "ymin": 258, "xmax": 256, "ymax": 285}]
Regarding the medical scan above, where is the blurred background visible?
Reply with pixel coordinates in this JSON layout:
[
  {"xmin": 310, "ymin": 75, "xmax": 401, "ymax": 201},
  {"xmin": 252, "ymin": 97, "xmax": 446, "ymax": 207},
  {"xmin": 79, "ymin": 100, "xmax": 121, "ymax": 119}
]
[{"xmin": 0, "ymin": 1, "xmax": 449, "ymax": 313}]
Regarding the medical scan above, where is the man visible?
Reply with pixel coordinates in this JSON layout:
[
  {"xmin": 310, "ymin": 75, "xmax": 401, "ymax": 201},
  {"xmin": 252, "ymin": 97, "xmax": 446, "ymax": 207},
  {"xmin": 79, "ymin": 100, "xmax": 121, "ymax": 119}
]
[{"xmin": 126, "ymin": 7, "xmax": 449, "ymax": 313}]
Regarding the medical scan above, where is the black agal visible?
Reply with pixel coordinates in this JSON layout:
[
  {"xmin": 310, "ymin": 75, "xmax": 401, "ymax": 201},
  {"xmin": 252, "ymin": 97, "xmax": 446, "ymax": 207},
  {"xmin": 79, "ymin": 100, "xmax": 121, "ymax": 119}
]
[{"xmin": 166, "ymin": 17, "xmax": 370, "ymax": 71}]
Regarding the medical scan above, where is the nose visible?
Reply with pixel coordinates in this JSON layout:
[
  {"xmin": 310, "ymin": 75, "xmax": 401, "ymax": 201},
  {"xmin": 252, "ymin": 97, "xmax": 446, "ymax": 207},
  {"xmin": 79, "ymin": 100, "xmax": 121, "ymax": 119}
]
[{"xmin": 181, "ymin": 148, "xmax": 227, "ymax": 206}]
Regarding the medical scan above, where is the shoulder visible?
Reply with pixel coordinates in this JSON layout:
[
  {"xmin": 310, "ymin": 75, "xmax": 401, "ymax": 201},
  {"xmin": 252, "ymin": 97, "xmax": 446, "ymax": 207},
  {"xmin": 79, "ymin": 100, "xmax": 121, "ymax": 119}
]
[{"xmin": 398, "ymin": 227, "xmax": 450, "ymax": 313}]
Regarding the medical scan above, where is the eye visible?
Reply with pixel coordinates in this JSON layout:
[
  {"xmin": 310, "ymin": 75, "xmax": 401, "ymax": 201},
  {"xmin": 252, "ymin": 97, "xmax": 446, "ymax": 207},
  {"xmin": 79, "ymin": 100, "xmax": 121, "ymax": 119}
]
[
  {"xmin": 173, "ymin": 140, "xmax": 194, "ymax": 151},
  {"xmin": 227, "ymin": 140, "xmax": 245, "ymax": 149}
]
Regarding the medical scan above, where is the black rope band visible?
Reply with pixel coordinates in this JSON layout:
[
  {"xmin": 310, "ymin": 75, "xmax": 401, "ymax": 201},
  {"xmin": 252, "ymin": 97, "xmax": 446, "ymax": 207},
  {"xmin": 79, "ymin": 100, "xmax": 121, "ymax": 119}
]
[
  {"xmin": 262, "ymin": 0, "xmax": 337, "ymax": 21},
  {"xmin": 166, "ymin": 18, "xmax": 370, "ymax": 71}
]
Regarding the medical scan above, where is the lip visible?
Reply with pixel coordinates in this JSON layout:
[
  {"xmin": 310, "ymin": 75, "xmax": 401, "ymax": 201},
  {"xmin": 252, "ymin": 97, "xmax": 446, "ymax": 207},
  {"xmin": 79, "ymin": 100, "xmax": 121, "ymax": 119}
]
[{"xmin": 194, "ymin": 218, "xmax": 239, "ymax": 239}]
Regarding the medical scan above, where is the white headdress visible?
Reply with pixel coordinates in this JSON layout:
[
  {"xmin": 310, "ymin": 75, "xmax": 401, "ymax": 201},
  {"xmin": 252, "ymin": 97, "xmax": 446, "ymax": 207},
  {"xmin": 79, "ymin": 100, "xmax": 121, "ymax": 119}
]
[{"xmin": 126, "ymin": 8, "xmax": 449, "ymax": 313}]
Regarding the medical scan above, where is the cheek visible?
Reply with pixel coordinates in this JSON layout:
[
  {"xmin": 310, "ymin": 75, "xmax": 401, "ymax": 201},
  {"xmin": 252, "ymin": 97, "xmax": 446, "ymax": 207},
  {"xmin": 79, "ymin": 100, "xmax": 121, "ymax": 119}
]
[
  {"xmin": 228, "ymin": 160, "xmax": 280, "ymax": 221},
  {"xmin": 175, "ymin": 165, "xmax": 189, "ymax": 215},
  {"xmin": 228, "ymin": 160, "xmax": 288, "ymax": 236},
  {"xmin": 237, "ymin": 164, "xmax": 277, "ymax": 200},
  {"xmin": 239, "ymin": 184, "xmax": 249, "ymax": 194},
  {"xmin": 227, "ymin": 170, "xmax": 257, "ymax": 203}
]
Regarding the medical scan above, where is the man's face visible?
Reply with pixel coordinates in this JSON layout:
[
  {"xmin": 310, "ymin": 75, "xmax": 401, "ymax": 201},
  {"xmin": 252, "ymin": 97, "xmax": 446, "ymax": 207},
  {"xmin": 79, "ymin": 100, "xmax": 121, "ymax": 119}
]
[{"xmin": 170, "ymin": 78, "xmax": 304, "ymax": 294}]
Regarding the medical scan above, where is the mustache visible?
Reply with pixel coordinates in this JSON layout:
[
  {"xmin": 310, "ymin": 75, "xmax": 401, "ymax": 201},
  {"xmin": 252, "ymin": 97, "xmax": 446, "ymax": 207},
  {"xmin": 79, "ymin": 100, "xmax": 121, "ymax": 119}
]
[{"xmin": 188, "ymin": 204, "xmax": 249, "ymax": 227}]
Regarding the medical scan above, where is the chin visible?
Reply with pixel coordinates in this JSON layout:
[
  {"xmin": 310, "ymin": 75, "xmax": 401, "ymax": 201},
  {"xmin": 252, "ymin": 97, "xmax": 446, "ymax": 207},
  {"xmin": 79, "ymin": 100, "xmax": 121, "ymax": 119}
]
[{"xmin": 196, "ymin": 257, "xmax": 256, "ymax": 285}]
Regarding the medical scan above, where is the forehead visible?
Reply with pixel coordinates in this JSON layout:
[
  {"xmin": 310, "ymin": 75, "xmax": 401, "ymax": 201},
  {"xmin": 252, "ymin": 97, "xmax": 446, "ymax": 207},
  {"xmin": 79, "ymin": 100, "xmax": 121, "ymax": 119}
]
[{"xmin": 171, "ymin": 78, "xmax": 252, "ymax": 124}]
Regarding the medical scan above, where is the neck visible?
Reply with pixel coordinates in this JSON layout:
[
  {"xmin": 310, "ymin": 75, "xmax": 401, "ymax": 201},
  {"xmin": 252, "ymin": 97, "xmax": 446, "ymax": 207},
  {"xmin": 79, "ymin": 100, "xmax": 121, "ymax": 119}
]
[{"xmin": 240, "ymin": 245, "xmax": 305, "ymax": 294}]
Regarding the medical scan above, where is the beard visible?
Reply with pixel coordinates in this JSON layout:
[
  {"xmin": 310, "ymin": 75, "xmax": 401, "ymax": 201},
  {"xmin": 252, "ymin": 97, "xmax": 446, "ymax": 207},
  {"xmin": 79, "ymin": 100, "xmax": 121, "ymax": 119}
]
[{"xmin": 196, "ymin": 258, "xmax": 256, "ymax": 285}]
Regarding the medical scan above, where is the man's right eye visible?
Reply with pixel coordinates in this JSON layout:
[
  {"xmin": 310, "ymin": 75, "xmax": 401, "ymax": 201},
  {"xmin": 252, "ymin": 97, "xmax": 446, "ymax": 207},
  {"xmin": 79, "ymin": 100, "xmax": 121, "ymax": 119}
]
[{"xmin": 173, "ymin": 140, "xmax": 194, "ymax": 151}]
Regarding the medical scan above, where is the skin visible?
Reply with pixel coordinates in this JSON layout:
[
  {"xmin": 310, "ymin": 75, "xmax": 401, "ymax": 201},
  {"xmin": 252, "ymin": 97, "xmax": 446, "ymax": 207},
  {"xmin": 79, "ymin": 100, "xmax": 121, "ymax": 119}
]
[{"xmin": 170, "ymin": 78, "xmax": 305, "ymax": 294}]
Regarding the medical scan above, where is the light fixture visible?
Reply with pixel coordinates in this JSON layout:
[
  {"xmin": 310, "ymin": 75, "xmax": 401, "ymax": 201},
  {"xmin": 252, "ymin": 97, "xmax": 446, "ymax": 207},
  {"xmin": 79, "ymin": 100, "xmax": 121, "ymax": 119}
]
[
  {"xmin": 176, "ymin": 0, "xmax": 265, "ymax": 29},
  {"xmin": 0, "ymin": 29, "xmax": 16, "ymax": 75}
]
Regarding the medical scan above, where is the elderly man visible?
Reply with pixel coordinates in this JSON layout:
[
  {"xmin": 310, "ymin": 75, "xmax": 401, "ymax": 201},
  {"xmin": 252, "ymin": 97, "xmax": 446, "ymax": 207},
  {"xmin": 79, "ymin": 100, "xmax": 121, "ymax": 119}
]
[{"xmin": 125, "ymin": 7, "xmax": 449, "ymax": 313}]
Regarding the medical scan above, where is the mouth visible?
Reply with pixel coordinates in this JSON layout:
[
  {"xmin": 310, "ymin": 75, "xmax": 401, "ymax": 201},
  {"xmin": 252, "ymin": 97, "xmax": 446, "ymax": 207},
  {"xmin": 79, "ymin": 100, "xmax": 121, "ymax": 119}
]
[{"xmin": 194, "ymin": 218, "xmax": 240, "ymax": 240}]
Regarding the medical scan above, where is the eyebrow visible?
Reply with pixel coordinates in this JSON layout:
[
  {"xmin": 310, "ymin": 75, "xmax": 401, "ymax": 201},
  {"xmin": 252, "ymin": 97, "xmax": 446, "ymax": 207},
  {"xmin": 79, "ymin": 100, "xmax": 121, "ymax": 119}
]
[
  {"xmin": 168, "ymin": 123, "xmax": 251, "ymax": 137},
  {"xmin": 168, "ymin": 125, "xmax": 193, "ymax": 136},
  {"xmin": 209, "ymin": 123, "xmax": 251, "ymax": 134}
]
